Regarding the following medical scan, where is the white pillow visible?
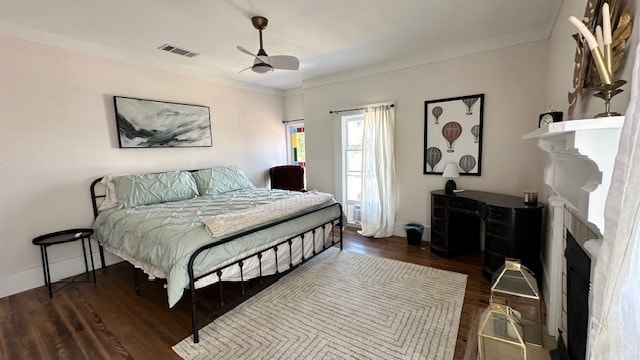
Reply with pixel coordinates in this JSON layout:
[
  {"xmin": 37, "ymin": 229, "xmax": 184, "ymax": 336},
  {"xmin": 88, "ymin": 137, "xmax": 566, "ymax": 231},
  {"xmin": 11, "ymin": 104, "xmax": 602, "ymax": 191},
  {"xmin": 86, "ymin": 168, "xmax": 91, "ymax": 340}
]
[{"xmin": 97, "ymin": 175, "xmax": 118, "ymax": 211}]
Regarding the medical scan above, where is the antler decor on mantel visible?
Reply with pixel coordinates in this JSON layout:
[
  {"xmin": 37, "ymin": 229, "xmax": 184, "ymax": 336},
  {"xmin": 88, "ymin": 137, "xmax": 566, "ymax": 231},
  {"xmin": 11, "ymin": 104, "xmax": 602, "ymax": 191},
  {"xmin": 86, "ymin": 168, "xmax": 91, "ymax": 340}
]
[{"xmin": 567, "ymin": 0, "xmax": 632, "ymax": 117}]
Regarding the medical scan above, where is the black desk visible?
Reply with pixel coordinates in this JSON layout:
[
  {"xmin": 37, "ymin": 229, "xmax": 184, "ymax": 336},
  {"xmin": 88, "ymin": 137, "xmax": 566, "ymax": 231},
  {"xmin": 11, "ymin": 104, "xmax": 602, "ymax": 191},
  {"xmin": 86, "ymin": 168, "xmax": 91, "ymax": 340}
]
[
  {"xmin": 32, "ymin": 228, "xmax": 96, "ymax": 298},
  {"xmin": 430, "ymin": 190, "xmax": 543, "ymax": 281}
]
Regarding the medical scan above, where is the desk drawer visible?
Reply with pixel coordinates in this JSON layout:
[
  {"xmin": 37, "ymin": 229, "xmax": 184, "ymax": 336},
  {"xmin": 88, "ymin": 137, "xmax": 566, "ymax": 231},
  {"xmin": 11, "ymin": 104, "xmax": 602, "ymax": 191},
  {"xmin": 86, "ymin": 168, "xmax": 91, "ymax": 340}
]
[
  {"xmin": 433, "ymin": 195, "xmax": 447, "ymax": 207},
  {"xmin": 431, "ymin": 218, "xmax": 446, "ymax": 234},
  {"xmin": 485, "ymin": 235, "xmax": 511, "ymax": 256},
  {"xmin": 432, "ymin": 207, "xmax": 446, "ymax": 219},
  {"xmin": 449, "ymin": 198, "xmax": 484, "ymax": 213},
  {"xmin": 431, "ymin": 232, "xmax": 445, "ymax": 247},
  {"xmin": 488, "ymin": 206, "xmax": 513, "ymax": 222},
  {"xmin": 486, "ymin": 220, "xmax": 512, "ymax": 238}
]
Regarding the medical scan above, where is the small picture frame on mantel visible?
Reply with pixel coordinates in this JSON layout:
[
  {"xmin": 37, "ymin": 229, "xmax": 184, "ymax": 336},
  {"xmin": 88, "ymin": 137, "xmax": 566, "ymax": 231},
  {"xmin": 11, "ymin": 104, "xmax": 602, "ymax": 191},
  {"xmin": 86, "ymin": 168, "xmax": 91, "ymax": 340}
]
[{"xmin": 538, "ymin": 109, "xmax": 563, "ymax": 128}]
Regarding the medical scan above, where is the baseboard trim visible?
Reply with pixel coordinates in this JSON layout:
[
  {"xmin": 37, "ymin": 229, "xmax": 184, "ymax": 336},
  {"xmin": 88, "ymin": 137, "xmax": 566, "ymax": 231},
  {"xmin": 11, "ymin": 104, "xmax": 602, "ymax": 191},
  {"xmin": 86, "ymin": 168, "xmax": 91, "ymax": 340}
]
[{"xmin": 0, "ymin": 246, "xmax": 122, "ymax": 299}]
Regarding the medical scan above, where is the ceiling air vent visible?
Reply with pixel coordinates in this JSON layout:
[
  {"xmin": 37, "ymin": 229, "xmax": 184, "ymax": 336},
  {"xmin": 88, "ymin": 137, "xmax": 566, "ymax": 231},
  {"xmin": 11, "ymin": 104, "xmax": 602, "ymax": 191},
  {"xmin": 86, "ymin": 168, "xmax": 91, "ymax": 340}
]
[{"xmin": 158, "ymin": 44, "xmax": 200, "ymax": 58}]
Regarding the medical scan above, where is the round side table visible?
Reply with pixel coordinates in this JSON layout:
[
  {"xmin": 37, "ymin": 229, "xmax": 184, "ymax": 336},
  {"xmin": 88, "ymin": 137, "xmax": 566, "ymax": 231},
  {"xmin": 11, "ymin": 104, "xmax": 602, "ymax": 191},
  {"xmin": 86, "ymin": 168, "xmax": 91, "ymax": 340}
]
[{"xmin": 32, "ymin": 228, "xmax": 96, "ymax": 298}]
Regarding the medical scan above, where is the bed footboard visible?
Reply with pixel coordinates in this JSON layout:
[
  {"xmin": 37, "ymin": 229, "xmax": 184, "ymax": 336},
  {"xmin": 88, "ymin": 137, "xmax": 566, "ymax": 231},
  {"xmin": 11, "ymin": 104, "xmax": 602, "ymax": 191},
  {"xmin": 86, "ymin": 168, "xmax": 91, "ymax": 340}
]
[{"xmin": 187, "ymin": 201, "xmax": 343, "ymax": 343}]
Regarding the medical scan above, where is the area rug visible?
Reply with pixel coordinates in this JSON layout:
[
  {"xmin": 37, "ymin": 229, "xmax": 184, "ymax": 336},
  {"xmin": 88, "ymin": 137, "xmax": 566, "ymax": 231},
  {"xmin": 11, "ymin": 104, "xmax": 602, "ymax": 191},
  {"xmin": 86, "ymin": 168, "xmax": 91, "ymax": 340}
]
[{"xmin": 173, "ymin": 248, "xmax": 467, "ymax": 360}]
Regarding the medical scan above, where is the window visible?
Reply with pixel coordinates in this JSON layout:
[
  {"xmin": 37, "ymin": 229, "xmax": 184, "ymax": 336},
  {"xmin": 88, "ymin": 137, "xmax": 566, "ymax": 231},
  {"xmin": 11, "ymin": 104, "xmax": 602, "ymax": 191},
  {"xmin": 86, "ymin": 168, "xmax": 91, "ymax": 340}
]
[
  {"xmin": 342, "ymin": 113, "xmax": 364, "ymax": 225},
  {"xmin": 287, "ymin": 124, "xmax": 305, "ymax": 166}
]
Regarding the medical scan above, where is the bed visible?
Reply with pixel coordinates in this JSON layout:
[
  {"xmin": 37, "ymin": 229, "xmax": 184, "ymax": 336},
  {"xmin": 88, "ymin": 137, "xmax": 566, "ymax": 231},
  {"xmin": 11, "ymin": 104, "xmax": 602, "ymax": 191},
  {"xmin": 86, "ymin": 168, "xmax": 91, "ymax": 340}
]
[{"xmin": 90, "ymin": 167, "xmax": 343, "ymax": 343}]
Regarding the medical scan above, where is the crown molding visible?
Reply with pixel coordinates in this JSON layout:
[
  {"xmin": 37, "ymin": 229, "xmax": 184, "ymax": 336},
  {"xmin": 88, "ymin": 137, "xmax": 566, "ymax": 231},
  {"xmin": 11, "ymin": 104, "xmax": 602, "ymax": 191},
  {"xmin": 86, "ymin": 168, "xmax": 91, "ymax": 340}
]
[
  {"xmin": 302, "ymin": 25, "xmax": 553, "ymax": 90},
  {"xmin": 283, "ymin": 88, "xmax": 303, "ymax": 96},
  {"xmin": 0, "ymin": 21, "xmax": 285, "ymax": 96}
]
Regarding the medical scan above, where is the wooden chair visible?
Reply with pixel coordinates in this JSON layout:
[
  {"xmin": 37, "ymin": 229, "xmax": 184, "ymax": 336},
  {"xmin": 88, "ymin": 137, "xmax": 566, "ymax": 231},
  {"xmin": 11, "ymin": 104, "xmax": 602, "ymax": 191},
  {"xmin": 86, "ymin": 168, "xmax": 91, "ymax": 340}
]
[{"xmin": 269, "ymin": 165, "xmax": 305, "ymax": 191}]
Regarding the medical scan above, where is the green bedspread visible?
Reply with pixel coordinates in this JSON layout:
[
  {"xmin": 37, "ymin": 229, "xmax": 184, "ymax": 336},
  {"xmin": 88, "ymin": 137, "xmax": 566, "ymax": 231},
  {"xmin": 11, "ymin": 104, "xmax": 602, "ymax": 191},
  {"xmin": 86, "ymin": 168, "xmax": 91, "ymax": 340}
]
[{"xmin": 93, "ymin": 188, "xmax": 341, "ymax": 307}]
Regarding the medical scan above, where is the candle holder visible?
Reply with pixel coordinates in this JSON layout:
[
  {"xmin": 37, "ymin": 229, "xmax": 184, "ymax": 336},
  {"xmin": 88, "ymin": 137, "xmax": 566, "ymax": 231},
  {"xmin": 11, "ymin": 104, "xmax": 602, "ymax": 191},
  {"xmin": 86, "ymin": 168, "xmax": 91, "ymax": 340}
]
[
  {"xmin": 524, "ymin": 191, "xmax": 538, "ymax": 205},
  {"xmin": 568, "ymin": 4, "xmax": 632, "ymax": 118},
  {"xmin": 593, "ymin": 79, "xmax": 627, "ymax": 117}
]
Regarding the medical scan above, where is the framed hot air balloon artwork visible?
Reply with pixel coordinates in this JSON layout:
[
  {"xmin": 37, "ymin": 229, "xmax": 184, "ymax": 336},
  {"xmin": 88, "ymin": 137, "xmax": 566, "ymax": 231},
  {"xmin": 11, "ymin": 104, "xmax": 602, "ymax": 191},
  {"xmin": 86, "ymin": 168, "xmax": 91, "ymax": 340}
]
[{"xmin": 423, "ymin": 94, "xmax": 484, "ymax": 175}]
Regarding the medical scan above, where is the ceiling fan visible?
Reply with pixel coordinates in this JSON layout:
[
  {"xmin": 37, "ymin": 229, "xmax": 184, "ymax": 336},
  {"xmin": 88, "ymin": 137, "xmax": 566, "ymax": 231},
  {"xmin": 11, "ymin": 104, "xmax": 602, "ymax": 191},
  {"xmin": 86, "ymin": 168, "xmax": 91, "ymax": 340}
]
[{"xmin": 237, "ymin": 16, "xmax": 299, "ymax": 74}]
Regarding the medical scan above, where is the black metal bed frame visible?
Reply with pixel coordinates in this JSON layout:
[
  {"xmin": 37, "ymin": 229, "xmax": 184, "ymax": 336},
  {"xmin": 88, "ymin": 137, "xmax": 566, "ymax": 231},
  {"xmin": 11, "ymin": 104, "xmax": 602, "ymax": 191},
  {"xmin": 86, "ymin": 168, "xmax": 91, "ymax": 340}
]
[{"xmin": 90, "ymin": 175, "xmax": 343, "ymax": 343}]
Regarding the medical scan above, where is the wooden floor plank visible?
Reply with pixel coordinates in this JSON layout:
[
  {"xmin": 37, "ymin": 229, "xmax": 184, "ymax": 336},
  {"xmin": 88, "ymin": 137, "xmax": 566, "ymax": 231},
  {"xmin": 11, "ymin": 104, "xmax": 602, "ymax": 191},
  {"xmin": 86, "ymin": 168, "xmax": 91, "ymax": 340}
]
[{"xmin": 0, "ymin": 228, "xmax": 514, "ymax": 359}]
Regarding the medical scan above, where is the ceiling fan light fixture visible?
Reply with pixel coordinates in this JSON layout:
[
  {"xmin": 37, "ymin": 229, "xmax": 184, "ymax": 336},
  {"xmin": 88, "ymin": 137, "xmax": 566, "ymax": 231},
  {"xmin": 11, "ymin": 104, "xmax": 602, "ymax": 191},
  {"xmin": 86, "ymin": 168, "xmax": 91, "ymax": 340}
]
[
  {"xmin": 237, "ymin": 15, "xmax": 299, "ymax": 74},
  {"xmin": 252, "ymin": 63, "xmax": 274, "ymax": 74}
]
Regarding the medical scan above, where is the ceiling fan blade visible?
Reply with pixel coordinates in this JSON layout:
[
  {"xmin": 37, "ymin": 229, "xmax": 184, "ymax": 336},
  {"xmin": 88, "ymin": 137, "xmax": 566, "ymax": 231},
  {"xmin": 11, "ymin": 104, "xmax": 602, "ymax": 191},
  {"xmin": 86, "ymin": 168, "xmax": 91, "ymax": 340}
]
[
  {"xmin": 237, "ymin": 46, "xmax": 264, "ymax": 62},
  {"xmin": 239, "ymin": 65, "xmax": 253, "ymax": 73},
  {"xmin": 269, "ymin": 55, "xmax": 299, "ymax": 70}
]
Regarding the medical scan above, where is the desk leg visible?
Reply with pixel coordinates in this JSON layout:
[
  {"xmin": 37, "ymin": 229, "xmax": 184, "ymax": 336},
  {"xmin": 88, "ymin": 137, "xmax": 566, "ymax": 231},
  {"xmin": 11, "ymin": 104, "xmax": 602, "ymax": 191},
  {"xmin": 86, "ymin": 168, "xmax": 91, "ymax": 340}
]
[
  {"xmin": 87, "ymin": 237, "xmax": 96, "ymax": 285},
  {"xmin": 43, "ymin": 246, "xmax": 52, "ymax": 299}
]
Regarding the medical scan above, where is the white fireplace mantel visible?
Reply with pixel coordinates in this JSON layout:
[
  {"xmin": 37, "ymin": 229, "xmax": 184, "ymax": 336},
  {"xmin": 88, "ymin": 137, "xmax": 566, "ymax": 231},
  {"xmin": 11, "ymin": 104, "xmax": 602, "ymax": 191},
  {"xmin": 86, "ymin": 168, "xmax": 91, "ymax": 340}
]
[
  {"xmin": 523, "ymin": 117, "xmax": 623, "ymax": 233},
  {"xmin": 523, "ymin": 116, "xmax": 623, "ymax": 339}
]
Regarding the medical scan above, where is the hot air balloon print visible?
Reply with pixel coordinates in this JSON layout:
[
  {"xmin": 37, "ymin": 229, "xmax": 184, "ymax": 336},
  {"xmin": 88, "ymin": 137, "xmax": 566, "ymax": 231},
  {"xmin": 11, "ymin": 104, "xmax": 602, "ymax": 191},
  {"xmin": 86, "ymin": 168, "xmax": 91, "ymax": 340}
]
[
  {"xmin": 432, "ymin": 106, "xmax": 443, "ymax": 124},
  {"xmin": 471, "ymin": 124, "xmax": 481, "ymax": 143},
  {"xmin": 425, "ymin": 147, "xmax": 442, "ymax": 171},
  {"xmin": 462, "ymin": 97, "xmax": 479, "ymax": 115},
  {"xmin": 442, "ymin": 122, "xmax": 462, "ymax": 153},
  {"xmin": 459, "ymin": 155, "xmax": 477, "ymax": 173}
]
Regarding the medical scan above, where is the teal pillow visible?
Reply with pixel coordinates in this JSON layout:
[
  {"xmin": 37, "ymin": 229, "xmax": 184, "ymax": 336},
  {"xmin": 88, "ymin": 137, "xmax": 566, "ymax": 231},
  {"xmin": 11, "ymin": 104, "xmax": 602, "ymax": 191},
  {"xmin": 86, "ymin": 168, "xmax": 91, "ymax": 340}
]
[
  {"xmin": 114, "ymin": 171, "xmax": 199, "ymax": 208},
  {"xmin": 192, "ymin": 166, "xmax": 254, "ymax": 195}
]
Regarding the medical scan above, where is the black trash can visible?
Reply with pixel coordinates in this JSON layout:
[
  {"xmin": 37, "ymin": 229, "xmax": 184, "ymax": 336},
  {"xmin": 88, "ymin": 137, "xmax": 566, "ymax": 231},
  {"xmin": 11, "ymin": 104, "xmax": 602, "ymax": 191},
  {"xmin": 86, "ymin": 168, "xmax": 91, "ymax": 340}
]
[{"xmin": 404, "ymin": 223, "xmax": 424, "ymax": 246}]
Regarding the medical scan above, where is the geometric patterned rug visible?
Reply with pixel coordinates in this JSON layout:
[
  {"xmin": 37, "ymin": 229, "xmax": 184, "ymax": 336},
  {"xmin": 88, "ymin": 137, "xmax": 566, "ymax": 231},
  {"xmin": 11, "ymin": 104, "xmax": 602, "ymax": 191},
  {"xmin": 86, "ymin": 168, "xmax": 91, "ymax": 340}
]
[{"xmin": 173, "ymin": 248, "xmax": 467, "ymax": 360}]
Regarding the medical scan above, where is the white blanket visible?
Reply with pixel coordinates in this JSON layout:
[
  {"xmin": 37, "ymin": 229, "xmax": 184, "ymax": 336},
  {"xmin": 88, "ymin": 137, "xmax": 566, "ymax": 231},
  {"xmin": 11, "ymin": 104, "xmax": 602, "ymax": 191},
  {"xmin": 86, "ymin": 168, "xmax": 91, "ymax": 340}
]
[{"xmin": 202, "ymin": 191, "xmax": 334, "ymax": 237}]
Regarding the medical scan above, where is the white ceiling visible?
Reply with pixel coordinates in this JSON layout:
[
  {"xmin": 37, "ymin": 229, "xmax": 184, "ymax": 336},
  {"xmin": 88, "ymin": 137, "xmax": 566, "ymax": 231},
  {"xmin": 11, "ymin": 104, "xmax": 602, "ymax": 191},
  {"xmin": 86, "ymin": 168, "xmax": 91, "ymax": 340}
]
[{"xmin": 0, "ymin": 0, "xmax": 562, "ymax": 93}]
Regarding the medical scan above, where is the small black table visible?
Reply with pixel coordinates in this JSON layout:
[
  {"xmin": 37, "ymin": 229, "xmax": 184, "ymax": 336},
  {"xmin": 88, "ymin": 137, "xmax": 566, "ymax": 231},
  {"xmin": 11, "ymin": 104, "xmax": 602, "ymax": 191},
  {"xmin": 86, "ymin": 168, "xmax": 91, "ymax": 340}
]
[{"xmin": 32, "ymin": 228, "xmax": 96, "ymax": 298}]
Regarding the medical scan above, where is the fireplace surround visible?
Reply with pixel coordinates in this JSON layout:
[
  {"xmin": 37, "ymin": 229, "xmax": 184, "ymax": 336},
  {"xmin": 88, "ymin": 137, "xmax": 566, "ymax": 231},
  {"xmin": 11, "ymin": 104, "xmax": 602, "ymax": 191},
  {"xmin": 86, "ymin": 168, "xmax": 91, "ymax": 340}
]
[{"xmin": 523, "ymin": 117, "xmax": 623, "ymax": 355}]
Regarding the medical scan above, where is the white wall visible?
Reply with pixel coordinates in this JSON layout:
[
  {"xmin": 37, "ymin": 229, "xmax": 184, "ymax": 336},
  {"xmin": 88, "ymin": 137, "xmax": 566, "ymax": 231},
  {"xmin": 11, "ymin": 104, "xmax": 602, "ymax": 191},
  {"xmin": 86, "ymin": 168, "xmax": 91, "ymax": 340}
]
[
  {"xmin": 284, "ymin": 91, "xmax": 304, "ymax": 121},
  {"xmin": 302, "ymin": 40, "xmax": 549, "ymax": 235},
  {"xmin": 0, "ymin": 36, "xmax": 286, "ymax": 297}
]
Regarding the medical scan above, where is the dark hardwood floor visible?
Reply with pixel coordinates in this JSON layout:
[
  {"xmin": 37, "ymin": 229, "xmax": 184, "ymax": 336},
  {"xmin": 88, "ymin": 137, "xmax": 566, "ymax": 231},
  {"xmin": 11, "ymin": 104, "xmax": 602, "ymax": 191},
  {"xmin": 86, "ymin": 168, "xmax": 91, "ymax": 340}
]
[{"xmin": 0, "ymin": 228, "xmax": 494, "ymax": 359}]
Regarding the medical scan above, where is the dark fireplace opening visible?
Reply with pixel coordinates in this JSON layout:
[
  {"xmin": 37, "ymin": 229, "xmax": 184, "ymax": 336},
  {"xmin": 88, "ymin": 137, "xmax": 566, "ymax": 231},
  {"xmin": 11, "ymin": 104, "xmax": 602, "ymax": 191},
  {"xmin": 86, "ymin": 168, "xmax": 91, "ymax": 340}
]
[{"xmin": 565, "ymin": 231, "xmax": 591, "ymax": 360}]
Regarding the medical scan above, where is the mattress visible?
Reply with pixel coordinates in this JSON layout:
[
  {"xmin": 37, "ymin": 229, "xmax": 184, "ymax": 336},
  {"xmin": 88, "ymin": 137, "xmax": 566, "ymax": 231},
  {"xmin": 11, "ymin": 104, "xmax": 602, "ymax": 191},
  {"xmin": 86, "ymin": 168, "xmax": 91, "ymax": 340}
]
[{"xmin": 93, "ymin": 188, "xmax": 341, "ymax": 307}]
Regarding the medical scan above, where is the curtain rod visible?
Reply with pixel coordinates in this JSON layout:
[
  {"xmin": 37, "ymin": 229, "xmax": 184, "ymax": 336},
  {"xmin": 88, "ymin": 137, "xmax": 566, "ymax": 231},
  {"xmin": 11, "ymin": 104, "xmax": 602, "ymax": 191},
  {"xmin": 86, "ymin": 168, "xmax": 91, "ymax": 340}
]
[
  {"xmin": 282, "ymin": 118, "xmax": 304, "ymax": 124},
  {"xmin": 329, "ymin": 103, "xmax": 395, "ymax": 114}
]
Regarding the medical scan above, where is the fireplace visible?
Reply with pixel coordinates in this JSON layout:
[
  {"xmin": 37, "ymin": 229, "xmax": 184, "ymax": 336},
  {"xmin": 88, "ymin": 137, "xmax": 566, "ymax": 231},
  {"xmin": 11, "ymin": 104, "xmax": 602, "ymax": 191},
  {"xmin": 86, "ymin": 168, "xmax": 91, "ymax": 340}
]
[
  {"xmin": 523, "ymin": 117, "xmax": 623, "ymax": 351},
  {"xmin": 564, "ymin": 231, "xmax": 591, "ymax": 360},
  {"xmin": 546, "ymin": 205, "xmax": 602, "ymax": 359}
]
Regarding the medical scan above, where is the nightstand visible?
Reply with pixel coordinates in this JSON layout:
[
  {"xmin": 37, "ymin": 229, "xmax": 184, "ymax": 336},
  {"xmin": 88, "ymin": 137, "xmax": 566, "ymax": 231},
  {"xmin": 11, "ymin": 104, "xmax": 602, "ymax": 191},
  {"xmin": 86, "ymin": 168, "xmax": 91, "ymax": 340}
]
[{"xmin": 32, "ymin": 228, "xmax": 96, "ymax": 298}]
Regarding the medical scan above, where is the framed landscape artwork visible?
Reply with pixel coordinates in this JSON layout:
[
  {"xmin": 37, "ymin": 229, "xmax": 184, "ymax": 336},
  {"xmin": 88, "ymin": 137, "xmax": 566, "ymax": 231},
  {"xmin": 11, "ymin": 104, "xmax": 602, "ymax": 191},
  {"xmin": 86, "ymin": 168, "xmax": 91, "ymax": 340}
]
[
  {"xmin": 114, "ymin": 96, "xmax": 212, "ymax": 148},
  {"xmin": 423, "ymin": 94, "xmax": 484, "ymax": 175}
]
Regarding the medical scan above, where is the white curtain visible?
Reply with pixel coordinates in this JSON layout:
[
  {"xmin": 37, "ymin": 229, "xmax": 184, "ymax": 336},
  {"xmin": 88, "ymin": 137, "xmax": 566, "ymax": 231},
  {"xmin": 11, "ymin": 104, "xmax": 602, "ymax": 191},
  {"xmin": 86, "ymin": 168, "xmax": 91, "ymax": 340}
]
[
  {"xmin": 358, "ymin": 105, "xmax": 397, "ymax": 238},
  {"xmin": 588, "ymin": 42, "xmax": 640, "ymax": 359}
]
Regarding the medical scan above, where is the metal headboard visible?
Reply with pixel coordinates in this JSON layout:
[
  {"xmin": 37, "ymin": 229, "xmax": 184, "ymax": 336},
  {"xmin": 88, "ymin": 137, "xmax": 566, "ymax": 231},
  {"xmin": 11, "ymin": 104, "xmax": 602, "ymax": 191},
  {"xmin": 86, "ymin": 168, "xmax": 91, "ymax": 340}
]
[
  {"xmin": 90, "ymin": 177, "xmax": 105, "ymax": 219},
  {"xmin": 90, "ymin": 169, "xmax": 204, "ymax": 267},
  {"xmin": 90, "ymin": 169, "xmax": 206, "ymax": 219}
]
